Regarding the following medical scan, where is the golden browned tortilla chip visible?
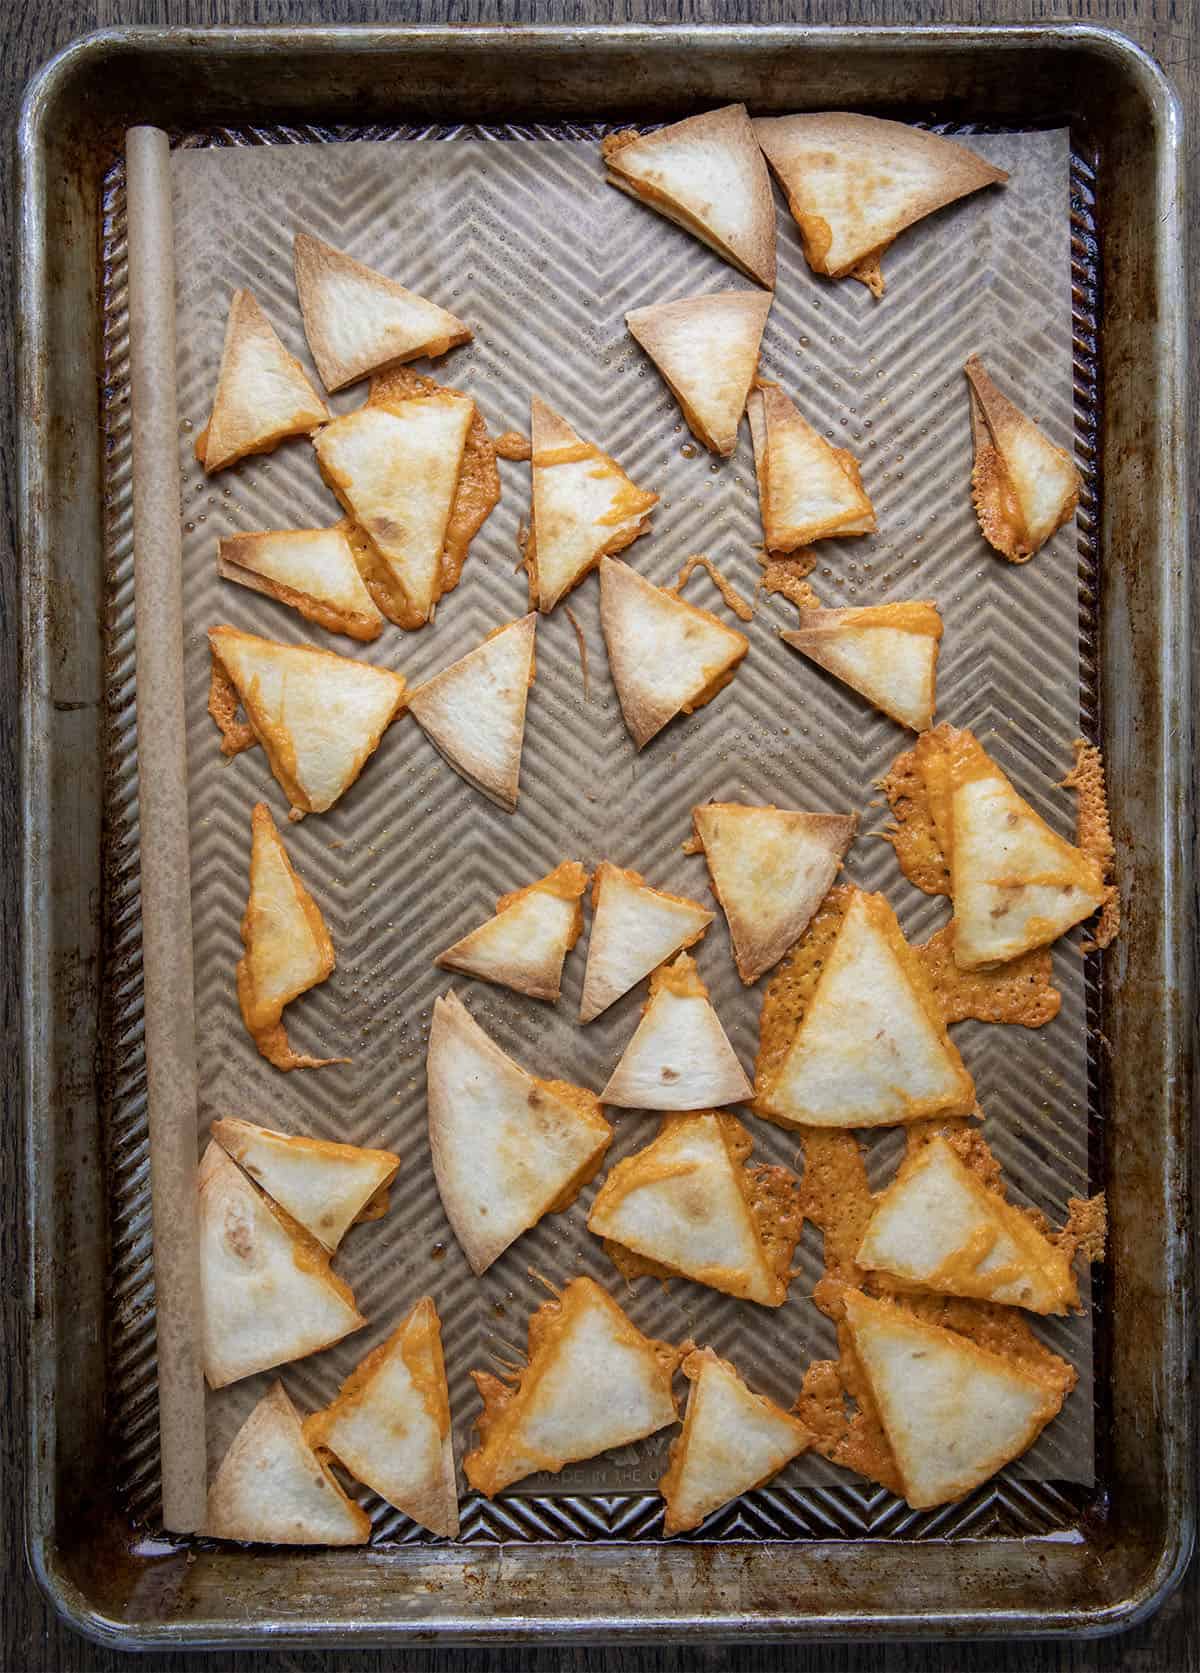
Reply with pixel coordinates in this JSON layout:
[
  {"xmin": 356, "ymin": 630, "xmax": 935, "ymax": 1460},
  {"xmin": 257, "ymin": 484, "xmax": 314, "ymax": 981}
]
[
  {"xmin": 434, "ymin": 860, "xmax": 589, "ymax": 1003},
  {"xmin": 748, "ymin": 384, "xmax": 875, "ymax": 550},
  {"xmin": 625, "ymin": 289, "xmax": 772, "ymax": 455},
  {"xmin": 781, "ymin": 601, "xmax": 943, "ymax": 732},
  {"xmin": 217, "ymin": 527, "xmax": 384, "ymax": 642},
  {"xmin": 965, "ymin": 356, "xmax": 1081, "ymax": 562},
  {"xmin": 198, "ymin": 288, "xmax": 328, "ymax": 473},
  {"xmin": 211, "ymin": 1117, "xmax": 399, "ymax": 1254},
  {"xmin": 600, "ymin": 953, "xmax": 752, "ymax": 1111},
  {"xmin": 294, "ymin": 231, "xmax": 471, "ymax": 392},
  {"xmin": 580, "ymin": 860, "xmax": 713, "ymax": 1023}
]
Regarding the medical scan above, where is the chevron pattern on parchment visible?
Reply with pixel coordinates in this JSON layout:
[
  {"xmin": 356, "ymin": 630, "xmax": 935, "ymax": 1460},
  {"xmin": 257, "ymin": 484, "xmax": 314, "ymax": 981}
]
[{"xmin": 100, "ymin": 125, "xmax": 1104, "ymax": 1545}]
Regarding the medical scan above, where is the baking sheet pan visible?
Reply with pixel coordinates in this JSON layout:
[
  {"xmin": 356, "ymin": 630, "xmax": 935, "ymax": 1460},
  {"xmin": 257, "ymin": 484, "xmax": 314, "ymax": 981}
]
[{"xmin": 18, "ymin": 24, "xmax": 1192, "ymax": 1646}]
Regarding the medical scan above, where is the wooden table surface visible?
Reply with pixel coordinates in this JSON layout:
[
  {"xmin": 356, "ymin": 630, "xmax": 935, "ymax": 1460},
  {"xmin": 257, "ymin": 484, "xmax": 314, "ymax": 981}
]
[{"xmin": 2, "ymin": 1, "xmax": 1195, "ymax": 1668}]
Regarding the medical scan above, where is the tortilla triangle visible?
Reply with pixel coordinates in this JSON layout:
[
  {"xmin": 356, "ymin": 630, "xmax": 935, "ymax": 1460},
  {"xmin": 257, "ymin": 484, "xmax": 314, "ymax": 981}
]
[
  {"xmin": 842, "ymin": 1290, "xmax": 1067, "ymax": 1508},
  {"xmin": 757, "ymin": 887, "xmax": 975, "ymax": 1129},
  {"xmin": 599, "ymin": 556, "xmax": 748, "ymax": 749},
  {"xmin": 236, "ymin": 803, "xmax": 344, "ymax": 1071},
  {"xmin": 659, "ymin": 1347, "xmax": 812, "ymax": 1533},
  {"xmin": 754, "ymin": 114, "xmax": 1008, "ymax": 297},
  {"xmin": 464, "ymin": 1276, "xmax": 681, "ymax": 1496},
  {"xmin": 207, "ymin": 626, "xmax": 407, "ymax": 816},
  {"xmin": 426, "ymin": 991, "xmax": 612, "ymax": 1275},
  {"xmin": 781, "ymin": 601, "xmax": 942, "ymax": 732},
  {"xmin": 294, "ymin": 232, "xmax": 471, "ymax": 393},
  {"xmin": 529, "ymin": 399, "xmax": 657, "ymax": 612},
  {"xmin": 406, "ymin": 614, "xmax": 537, "ymax": 810},
  {"xmin": 916, "ymin": 725, "xmax": 1107, "ymax": 968},
  {"xmin": 579, "ymin": 860, "xmax": 713, "ymax": 1023},
  {"xmin": 204, "ymin": 1382, "xmax": 370, "ymax": 1545},
  {"xmin": 692, "ymin": 801, "xmax": 858, "ymax": 984},
  {"xmin": 965, "ymin": 356, "xmax": 1080, "ymax": 563},
  {"xmin": 211, "ymin": 1117, "xmax": 399, "ymax": 1255},
  {"xmin": 198, "ymin": 1142, "xmax": 365, "ymax": 1389},
  {"xmin": 600, "ymin": 953, "xmax": 751, "ymax": 1110},
  {"xmin": 198, "ymin": 289, "xmax": 328, "ymax": 474},
  {"xmin": 313, "ymin": 387, "xmax": 475, "ymax": 624},
  {"xmin": 857, "ymin": 1136, "xmax": 1079, "ymax": 1314},
  {"xmin": 217, "ymin": 527, "xmax": 384, "ymax": 642},
  {"xmin": 748, "ymin": 384, "xmax": 875, "ymax": 550},
  {"xmin": 435, "ymin": 860, "xmax": 589, "ymax": 1002},
  {"xmin": 603, "ymin": 105, "xmax": 777, "ymax": 288},
  {"xmin": 306, "ymin": 1297, "xmax": 459, "ymax": 1537},
  {"xmin": 588, "ymin": 1112, "xmax": 796, "ymax": 1307},
  {"xmin": 625, "ymin": 289, "xmax": 772, "ymax": 455}
]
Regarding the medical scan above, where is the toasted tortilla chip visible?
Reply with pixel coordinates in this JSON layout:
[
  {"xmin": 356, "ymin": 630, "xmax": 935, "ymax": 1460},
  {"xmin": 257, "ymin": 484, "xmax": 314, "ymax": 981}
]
[
  {"xmin": 294, "ymin": 232, "xmax": 471, "ymax": 393},
  {"xmin": 204, "ymin": 1382, "xmax": 370, "ymax": 1545},
  {"xmin": 236, "ymin": 803, "xmax": 344, "ymax": 1071},
  {"xmin": 915, "ymin": 724, "xmax": 1108, "ymax": 969},
  {"xmin": 754, "ymin": 114, "xmax": 1008, "ymax": 297},
  {"xmin": 857, "ymin": 1136, "xmax": 1079, "ymax": 1314},
  {"xmin": 207, "ymin": 626, "xmax": 407, "ymax": 816},
  {"xmin": 198, "ymin": 289, "xmax": 328, "ymax": 474},
  {"xmin": 748, "ymin": 384, "xmax": 875, "ymax": 550},
  {"xmin": 305, "ymin": 1297, "xmax": 458, "ymax": 1537},
  {"xmin": 625, "ymin": 289, "xmax": 772, "ymax": 455},
  {"xmin": 599, "ymin": 556, "xmax": 748, "ymax": 749},
  {"xmin": 588, "ymin": 1111, "xmax": 799, "ymax": 1307},
  {"xmin": 435, "ymin": 860, "xmax": 589, "ymax": 1002},
  {"xmin": 600, "ymin": 953, "xmax": 752, "ymax": 1110},
  {"xmin": 406, "ymin": 614, "xmax": 536, "ymax": 810},
  {"xmin": 217, "ymin": 527, "xmax": 384, "ymax": 642},
  {"xmin": 659, "ymin": 1347, "xmax": 812, "ymax": 1533},
  {"xmin": 580, "ymin": 860, "xmax": 713, "ymax": 1023},
  {"xmin": 198, "ymin": 1141, "xmax": 364, "ymax": 1389},
  {"xmin": 842, "ymin": 1290, "xmax": 1067, "ymax": 1508},
  {"xmin": 426, "ymin": 991, "xmax": 612, "ymax": 1275},
  {"xmin": 528, "ymin": 399, "xmax": 657, "ymax": 613},
  {"xmin": 692, "ymin": 801, "xmax": 858, "ymax": 984},
  {"xmin": 211, "ymin": 1117, "xmax": 399, "ymax": 1254},
  {"xmin": 313, "ymin": 388, "xmax": 474, "ymax": 624},
  {"xmin": 603, "ymin": 106, "xmax": 777, "ymax": 289},
  {"xmin": 781, "ymin": 601, "xmax": 942, "ymax": 732},
  {"xmin": 757, "ymin": 887, "xmax": 975, "ymax": 1129},
  {"xmin": 965, "ymin": 356, "xmax": 1081, "ymax": 563},
  {"xmin": 464, "ymin": 1276, "xmax": 681, "ymax": 1496}
]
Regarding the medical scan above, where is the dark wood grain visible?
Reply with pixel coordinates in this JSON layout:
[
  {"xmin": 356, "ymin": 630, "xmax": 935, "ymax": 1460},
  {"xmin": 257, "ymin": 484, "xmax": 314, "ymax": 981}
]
[{"xmin": 2, "ymin": 1, "xmax": 1195, "ymax": 1668}]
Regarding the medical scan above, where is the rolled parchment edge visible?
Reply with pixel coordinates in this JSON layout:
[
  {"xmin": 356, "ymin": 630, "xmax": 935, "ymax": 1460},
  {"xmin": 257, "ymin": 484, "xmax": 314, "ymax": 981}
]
[{"xmin": 126, "ymin": 124, "xmax": 207, "ymax": 1535}]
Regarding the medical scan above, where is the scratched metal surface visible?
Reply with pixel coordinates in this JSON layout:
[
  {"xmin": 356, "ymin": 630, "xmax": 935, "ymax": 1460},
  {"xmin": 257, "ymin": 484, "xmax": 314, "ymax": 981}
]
[{"xmin": 100, "ymin": 121, "xmax": 1104, "ymax": 1547}]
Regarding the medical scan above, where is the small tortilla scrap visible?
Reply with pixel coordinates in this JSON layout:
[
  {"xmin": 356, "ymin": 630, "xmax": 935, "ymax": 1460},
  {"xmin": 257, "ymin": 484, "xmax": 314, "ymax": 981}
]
[
  {"xmin": 435, "ymin": 861, "xmax": 589, "ymax": 1003},
  {"xmin": 691, "ymin": 801, "xmax": 858, "ymax": 985},
  {"xmin": 599, "ymin": 555, "xmax": 749, "ymax": 750},
  {"xmin": 840, "ymin": 1289, "xmax": 1069, "ymax": 1509},
  {"xmin": 294, "ymin": 231, "xmax": 471, "ymax": 393},
  {"xmin": 659, "ymin": 1347, "xmax": 813, "ymax": 1534},
  {"xmin": 313, "ymin": 381, "xmax": 475, "ymax": 627},
  {"xmin": 464, "ymin": 1276, "xmax": 682, "ymax": 1497},
  {"xmin": 196, "ymin": 288, "xmax": 328, "ymax": 474},
  {"xmin": 893, "ymin": 724, "xmax": 1112, "ymax": 970},
  {"xmin": 305, "ymin": 1296, "xmax": 459, "ymax": 1538},
  {"xmin": 236, "ymin": 802, "xmax": 347, "ymax": 1072},
  {"xmin": 588, "ymin": 1110, "xmax": 803, "ymax": 1308},
  {"xmin": 603, "ymin": 105, "xmax": 777, "ymax": 289},
  {"xmin": 425, "ymin": 990, "xmax": 612, "ymax": 1275},
  {"xmin": 217, "ymin": 527, "xmax": 384, "ymax": 642},
  {"xmin": 781, "ymin": 601, "xmax": 943, "ymax": 733},
  {"xmin": 753, "ymin": 114, "xmax": 1007, "ymax": 298},
  {"xmin": 857, "ymin": 1135, "xmax": 1080, "ymax": 1314},
  {"xmin": 579, "ymin": 859, "xmax": 714, "ymax": 1024},
  {"xmin": 198, "ymin": 1141, "xmax": 364, "ymax": 1390},
  {"xmin": 528, "ymin": 398, "xmax": 658, "ymax": 613},
  {"xmin": 211, "ymin": 1116, "xmax": 399, "ymax": 1254},
  {"xmin": 625, "ymin": 289, "xmax": 773, "ymax": 456},
  {"xmin": 748, "ymin": 383, "xmax": 875, "ymax": 551},
  {"xmin": 406, "ymin": 614, "xmax": 537, "ymax": 811},
  {"xmin": 965, "ymin": 355, "xmax": 1081, "ymax": 563},
  {"xmin": 600, "ymin": 952, "xmax": 752, "ymax": 1111},
  {"xmin": 755, "ymin": 885, "xmax": 976, "ymax": 1131},
  {"xmin": 203, "ymin": 1381, "xmax": 370, "ymax": 1546},
  {"xmin": 207, "ymin": 625, "xmax": 407, "ymax": 817}
]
